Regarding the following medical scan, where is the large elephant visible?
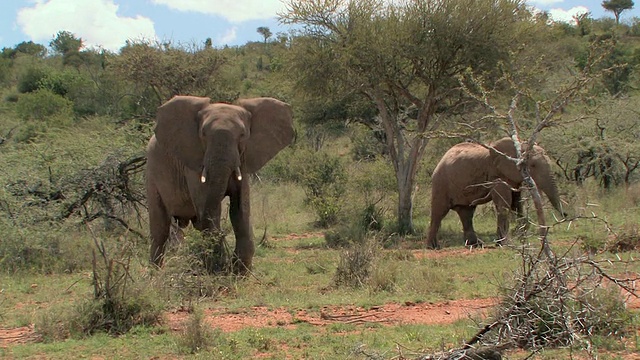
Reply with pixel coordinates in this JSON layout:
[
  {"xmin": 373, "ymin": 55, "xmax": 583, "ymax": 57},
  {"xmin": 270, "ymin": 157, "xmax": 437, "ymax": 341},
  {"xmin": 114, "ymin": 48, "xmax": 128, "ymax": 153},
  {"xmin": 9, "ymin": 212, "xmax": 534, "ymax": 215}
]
[
  {"xmin": 146, "ymin": 95, "xmax": 294, "ymax": 271},
  {"xmin": 426, "ymin": 137, "xmax": 565, "ymax": 248}
]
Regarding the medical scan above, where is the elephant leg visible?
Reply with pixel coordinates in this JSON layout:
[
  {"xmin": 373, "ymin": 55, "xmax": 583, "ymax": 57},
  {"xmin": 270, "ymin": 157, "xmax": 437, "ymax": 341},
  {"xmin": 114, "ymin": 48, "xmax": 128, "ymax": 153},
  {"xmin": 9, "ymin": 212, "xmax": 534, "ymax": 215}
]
[
  {"xmin": 511, "ymin": 190, "xmax": 528, "ymax": 236},
  {"xmin": 491, "ymin": 185, "xmax": 512, "ymax": 244},
  {"xmin": 454, "ymin": 205, "xmax": 480, "ymax": 247},
  {"xmin": 148, "ymin": 191, "xmax": 171, "ymax": 267},
  {"xmin": 229, "ymin": 181, "xmax": 254, "ymax": 272},
  {"xmin": 427, "ymin": 204, "xmax": 449, "ymax": 249},
  {"xmin": 511, "ymin": 190, "xmax": 523, "ymax": 219}
]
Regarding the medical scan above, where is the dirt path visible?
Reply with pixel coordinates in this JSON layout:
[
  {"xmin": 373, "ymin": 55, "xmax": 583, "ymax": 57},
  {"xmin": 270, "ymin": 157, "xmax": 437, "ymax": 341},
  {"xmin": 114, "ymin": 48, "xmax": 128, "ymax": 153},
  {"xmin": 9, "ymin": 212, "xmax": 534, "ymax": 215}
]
[
  {"xmin": 165, "ymin": 297, "xmax": 498, "ymax": 333},
  {"xmin": 0, "ymin": 297, "xmax": 498, "ymax": 347},
  {"xmin": 0, "ymin": 325, "xmax": 39, "ymax": 347}
]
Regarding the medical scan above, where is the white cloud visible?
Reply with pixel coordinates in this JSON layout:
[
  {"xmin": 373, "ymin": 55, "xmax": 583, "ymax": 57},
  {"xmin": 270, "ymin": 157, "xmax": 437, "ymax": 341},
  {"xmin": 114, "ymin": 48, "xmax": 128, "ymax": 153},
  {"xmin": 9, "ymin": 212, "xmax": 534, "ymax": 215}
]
[
  {"xmin": 548, "ymin": 6, "xmax": 590, "ymax": 24},
  {"xmin": 17, "ymin": 0, "xmax": 156, "ymax": 52},
  {"xmin": 217, "ymin": 27, "xmax": 238, "ymax": 45},
  {"xmin": 151, "ymin": 0, "xmax": 286, "ymax": 22}
]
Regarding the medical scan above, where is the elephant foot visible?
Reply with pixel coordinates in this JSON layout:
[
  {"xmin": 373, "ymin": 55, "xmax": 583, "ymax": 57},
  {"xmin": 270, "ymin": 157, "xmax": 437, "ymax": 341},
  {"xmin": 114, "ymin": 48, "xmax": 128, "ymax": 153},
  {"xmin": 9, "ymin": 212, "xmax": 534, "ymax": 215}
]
[
  {"xmin": 463, "ymin": 231, "xmax": 483, "ymax": 249},
  {"xmin": 464, "ymin": 238, "xmax": 484, "ymax": 249},
  {"xmin": 232, "ymin": 259, "xmax": 251, "ymax": 275}
]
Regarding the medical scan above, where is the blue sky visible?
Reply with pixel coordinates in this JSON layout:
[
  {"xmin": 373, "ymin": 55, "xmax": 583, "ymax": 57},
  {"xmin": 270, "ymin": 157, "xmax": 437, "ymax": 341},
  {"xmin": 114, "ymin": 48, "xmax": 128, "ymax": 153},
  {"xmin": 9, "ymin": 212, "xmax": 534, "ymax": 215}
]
[{"xmin": 1, "ymin": 0, "xmax": 639, "ymax": 53}]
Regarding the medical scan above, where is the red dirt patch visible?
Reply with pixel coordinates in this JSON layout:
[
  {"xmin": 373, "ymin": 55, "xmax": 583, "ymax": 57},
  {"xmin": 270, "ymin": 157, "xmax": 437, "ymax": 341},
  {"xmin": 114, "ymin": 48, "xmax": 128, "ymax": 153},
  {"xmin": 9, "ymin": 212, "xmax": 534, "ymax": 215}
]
[
  {"xmin": 165, "ymin": 297, "xmax": 498, "ymax": 333},
  {"xmin": 271, "ymin": 232, "xmax": 324, "ymax": 242},
  {"xmin": 411, "ymin": 247, "xmax": 490, "ymax": 260},
  {"xmin": 0, "ymin": 325, "xmax": 40, "ymax": 348}
]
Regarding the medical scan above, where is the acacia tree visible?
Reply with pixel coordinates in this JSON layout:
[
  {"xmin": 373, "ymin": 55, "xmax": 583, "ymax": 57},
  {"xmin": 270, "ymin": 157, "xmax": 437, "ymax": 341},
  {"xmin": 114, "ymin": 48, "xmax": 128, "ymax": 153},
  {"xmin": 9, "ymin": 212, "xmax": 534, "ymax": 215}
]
[
  {"xmin": 281, "ymin": 0, "xmax": 537, "ymax": 234},
  {"xmin": 602, "ymin": 0, "xmax": 634, "ymax": 24},
  {"xmin": 110, "ymin": 40, "xmax": 229, "ymax": 116},
  {"xmin": 50, "ymin": 31, "xmax": 83, "ymax": 55},
  {"xmin": 257, "ymin": 26, "xmax": 273, "ymax": 44}
]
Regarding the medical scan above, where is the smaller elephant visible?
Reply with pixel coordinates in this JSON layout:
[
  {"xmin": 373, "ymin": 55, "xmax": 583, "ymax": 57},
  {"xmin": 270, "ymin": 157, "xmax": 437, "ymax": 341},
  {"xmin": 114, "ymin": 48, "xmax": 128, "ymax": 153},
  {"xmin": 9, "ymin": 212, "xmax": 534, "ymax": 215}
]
[
  {"xmin": 146, "ymin": 95, "xmax": 294, "ymax": 271},
  {"xmin": 426, "ymin": 137, "xmax": 565, "ymax": 248}
]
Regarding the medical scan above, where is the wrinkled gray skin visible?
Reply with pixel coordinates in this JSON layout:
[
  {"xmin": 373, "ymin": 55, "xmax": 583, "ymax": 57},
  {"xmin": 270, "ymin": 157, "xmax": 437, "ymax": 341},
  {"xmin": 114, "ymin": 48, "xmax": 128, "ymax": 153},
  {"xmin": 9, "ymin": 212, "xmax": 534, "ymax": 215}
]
[
  {"xmin": 427, "ymin": 138, "xmax": 565, "ymax": 248},
  {"xmin": 146, "ymin": 96, "xmax": 294, "ymax": 271}
]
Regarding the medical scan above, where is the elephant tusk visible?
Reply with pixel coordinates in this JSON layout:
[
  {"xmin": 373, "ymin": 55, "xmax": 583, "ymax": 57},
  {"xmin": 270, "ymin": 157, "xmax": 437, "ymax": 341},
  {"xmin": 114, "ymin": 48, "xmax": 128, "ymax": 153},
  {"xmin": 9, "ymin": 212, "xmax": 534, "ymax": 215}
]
[
  {"xmin": 235, "ymin": 167, "xmax": 242, "ymax": 181},
  {"xmin": 200, "ymin": 168, "xmax": 207, "ymax": 184}
]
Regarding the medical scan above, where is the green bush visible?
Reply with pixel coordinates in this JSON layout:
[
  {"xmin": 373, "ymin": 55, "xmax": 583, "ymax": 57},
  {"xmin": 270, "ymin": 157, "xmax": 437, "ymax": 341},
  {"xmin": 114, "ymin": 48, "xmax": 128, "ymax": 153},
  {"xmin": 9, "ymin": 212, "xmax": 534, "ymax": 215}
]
[
  {"xmin": 347, "ymin": 159, "xmax": 394, "ymax": 234},
  {"xmin": 257, "ymin": 146, "xmax": 298, "ymax": 183},
  {"xmin": 0, "ymin": 57, "xmax": 11, "ymax": 85},
  {"xmin": 349, "ymin": 123, "xmax": 386, "ymax": 161},
  {"xmin": 292, "ymin": 149, "xmax": 346, "ymax": 227},
  {"xmin": 16, "ymin": 88, "xmax": 74, "ymax": 124},
  {"xmin": 4, "ymin": 91, "xmax": 19, "ymax": 102},
  {"xmin": 324, "ymin": 228, "xmax": 352, "ymax": 248},
  {"xmin": 36, "ymin": 69, "xmax": 77, "ymax": 96},
  {"xmin": 13, "ymin": 122, "xmax": 44, "ymax": 143},
  {"xmin": 180, "ymin": 229, "xmax": 237, "ymax": 275},
  {"xmin": 17, "ymin": 66, "xmax": 49, "ymax": 93},
  {"xmin": 360, "ymin": 203, "xmax": 385, "ymax": 232}
]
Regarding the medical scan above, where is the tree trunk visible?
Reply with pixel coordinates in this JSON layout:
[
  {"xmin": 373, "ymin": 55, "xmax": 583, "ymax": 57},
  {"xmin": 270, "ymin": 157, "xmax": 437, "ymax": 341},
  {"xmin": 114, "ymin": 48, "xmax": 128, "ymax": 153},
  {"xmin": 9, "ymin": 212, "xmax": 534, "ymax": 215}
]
[
  {"xmin": 369, "ymin": 88, "xmax": 432, "ymax": 236},
  {"xmin": 397, "ymin": 171, "xmax": 414, "ymax": 234}
]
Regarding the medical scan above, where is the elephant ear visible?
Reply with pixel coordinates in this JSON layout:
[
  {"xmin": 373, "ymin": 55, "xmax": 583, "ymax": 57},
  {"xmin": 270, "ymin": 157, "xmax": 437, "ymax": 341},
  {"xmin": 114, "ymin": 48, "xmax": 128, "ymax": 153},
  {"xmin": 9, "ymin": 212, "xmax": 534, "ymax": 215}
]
[
  {"xmin": 154, "ymin": 96, "xmax": 211, "ymax": 171},
  {"xmin": 489, "ymin": 137, "xmax": 522, "ymax": 185},
  {"xmin": 236, "ymin": 97, "xmax": 294, "ymax": 173}
]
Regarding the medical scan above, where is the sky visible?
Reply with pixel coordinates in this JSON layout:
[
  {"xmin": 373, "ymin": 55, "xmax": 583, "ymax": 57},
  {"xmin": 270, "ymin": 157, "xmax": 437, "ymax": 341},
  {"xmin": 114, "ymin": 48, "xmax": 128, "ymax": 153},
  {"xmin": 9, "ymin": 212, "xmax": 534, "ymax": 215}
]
[{"xmin": 1, "ymin": 0, "xmax": 639, "ymax": 53}]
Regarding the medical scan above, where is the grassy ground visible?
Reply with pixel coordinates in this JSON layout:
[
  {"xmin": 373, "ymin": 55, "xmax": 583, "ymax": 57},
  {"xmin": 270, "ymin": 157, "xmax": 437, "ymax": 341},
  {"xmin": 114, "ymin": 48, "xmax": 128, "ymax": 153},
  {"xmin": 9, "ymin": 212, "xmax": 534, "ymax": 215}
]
[
  {"xmin": 1, "ymin": 239, "xmax": 639, "ymax": 358},
  {"xmin": 0, "ymin": 180, "xmax": 639, "ymax": 359}
]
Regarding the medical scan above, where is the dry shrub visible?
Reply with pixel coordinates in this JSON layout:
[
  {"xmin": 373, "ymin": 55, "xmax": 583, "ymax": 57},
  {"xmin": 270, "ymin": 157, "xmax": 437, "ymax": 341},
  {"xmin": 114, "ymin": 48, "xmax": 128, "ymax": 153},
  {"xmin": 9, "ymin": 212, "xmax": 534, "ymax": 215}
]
[
  {"xmin": 35, "ymin": 307, "xmax": 71, "ymax": 342},
  {"xmin": 492, "ymin": 257, "xmax": 633, "ymax": 350},
  {"xmin": 414, "ymin": 265, "xmax": 457, "ymax": 299},
  {"xmin": 625, "ymin": 183, "xmax": 640, "ymax": 207},
  {"xmin": 324, "ymin": 229, "xmax": 352, "ymax": 248},
  {"xmin": 35, "ymin": 237, "xmax": 163, "ymax": 340},
  {"xmin": 178, "ymin": 305, "xmax": 223, "ymax": 354},
  {"xmin": 159, "ymin": 260, "xmax": 240, "ymax": 300},
  {"xmin": 574, "ymin": 286, "xmax": 631, "ymax": 339},
  {"xmin": 78, "ymin": 238, "xmax": 162, "ymax": 336},
  {"xmin": 368, "ymin": 262, "xmax": 398, "ymax": 293},
  {"xmin": 607, "ymin": 223, "xmax": 640, "ymax": 252},
  {"xmin": 332, "ymin": 239, "xmax": 378, "ymax": 288},
  {"xmin": 155, "ymin": 229, "xmax": 244, "ymax": 301}
]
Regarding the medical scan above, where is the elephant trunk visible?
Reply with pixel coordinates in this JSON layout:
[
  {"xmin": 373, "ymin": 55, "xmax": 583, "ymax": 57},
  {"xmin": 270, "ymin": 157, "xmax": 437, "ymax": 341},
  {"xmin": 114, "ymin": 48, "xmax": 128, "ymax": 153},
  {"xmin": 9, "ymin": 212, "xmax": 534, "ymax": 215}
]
[
  {"xmin": 198, "ymin": 135, "xmax": 243, "ymax": 229},
  {"xmin": 539, "ymin": 176, "xmax": 566, "ymax": 218},
  {"xmin": 200, "ymin": 166, "xmax": 230, "ymax": 230}
]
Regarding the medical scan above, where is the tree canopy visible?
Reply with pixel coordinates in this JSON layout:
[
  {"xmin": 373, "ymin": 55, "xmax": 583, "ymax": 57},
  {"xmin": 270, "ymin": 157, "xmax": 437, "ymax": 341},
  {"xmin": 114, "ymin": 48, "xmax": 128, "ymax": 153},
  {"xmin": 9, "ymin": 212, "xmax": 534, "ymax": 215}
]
[
  {"xmin": 602, "ymin": 0, "xmax": 635, "ymax": 24},
  {"xmin": 257, "ymin": 26, "xmax": 273, "ymax": 43},
  {"xmin": 50, "ymin": 30, "xmax": 83, "ymax": 55}
]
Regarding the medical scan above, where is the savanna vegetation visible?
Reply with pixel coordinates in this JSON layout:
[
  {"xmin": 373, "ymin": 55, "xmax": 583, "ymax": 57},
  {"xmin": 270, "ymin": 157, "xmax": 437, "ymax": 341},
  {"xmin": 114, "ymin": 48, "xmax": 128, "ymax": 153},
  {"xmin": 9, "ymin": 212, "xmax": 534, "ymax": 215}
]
[{"xmin": 0, "ymin": 0, "xmax": 639, "ymax": 358}]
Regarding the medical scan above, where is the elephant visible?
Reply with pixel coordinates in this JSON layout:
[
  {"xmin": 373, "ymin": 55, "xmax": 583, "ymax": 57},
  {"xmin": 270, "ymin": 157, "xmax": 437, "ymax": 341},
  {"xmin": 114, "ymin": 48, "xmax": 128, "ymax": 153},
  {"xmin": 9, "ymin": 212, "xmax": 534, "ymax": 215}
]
[
  {"xmin": 146, "ymin": 95, "xmax": 294, "ymax": 271},
  {"xmin": 426, "ymin": 137, "xmax": 565, "ymax": 249}
]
